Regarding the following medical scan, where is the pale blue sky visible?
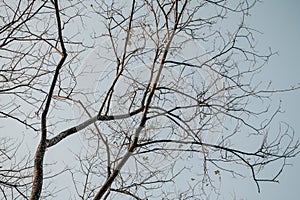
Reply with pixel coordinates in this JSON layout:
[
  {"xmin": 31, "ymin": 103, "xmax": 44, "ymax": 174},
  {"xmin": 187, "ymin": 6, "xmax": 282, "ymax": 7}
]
[
  {"xmin": 221, "ymin": 1, "xmax": 300, "ymax": 199},
  {"xmin": 47, "ymin": 1, "xmax": 300, "ymax": 199},
  {"xmin": 1, "ymin": 1, "xmax": 299, "ymax": 199},
  {"xmin": 28, "ymin": 1, "xmax": 300, "ymax": 199}
]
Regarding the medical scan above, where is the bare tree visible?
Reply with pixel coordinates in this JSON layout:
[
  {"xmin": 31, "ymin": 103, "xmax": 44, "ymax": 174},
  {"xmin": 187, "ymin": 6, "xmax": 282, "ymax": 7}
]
[{"xmin": 1, "ymin": 0, "xmax": 299, "ymax": 199}]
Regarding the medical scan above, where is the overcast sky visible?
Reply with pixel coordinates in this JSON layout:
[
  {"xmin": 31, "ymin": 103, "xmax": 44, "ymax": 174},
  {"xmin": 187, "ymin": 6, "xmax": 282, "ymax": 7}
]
[
  {"xmin": 44, "ymin": 1, "xmax": 300, "ymax": 199},
  {"xmin": 220, "ymin": 1, "xmax": 300, "ymax": 199},
  {"xmin": 1, "ymin": 1, "xmax": 299, "ymax": 199}
]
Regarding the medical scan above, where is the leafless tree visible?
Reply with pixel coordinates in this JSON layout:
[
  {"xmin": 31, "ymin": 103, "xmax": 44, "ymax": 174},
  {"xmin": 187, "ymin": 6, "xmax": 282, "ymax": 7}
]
[{"xmin": 1, "ymin": 0, "xmax": 299, "ymax": 199}]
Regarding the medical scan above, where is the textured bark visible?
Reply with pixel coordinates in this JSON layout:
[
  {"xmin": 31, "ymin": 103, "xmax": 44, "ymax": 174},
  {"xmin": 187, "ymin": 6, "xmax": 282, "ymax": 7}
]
[
  {"xmin": 29, "ymin": 0, "xmax": 67, "ymax": 199},
  {"xmin": 46, "ymin": 107, "xmax": 144, "ymax": 148},
  {"xmin": 29, "ymin": 140, "xmax": 46, "ymax": 200}
]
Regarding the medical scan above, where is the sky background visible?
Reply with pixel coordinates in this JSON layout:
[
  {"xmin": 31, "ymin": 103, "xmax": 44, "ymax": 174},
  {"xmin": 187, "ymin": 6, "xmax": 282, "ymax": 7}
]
[
  {"xmin": 1, "ymin": 1, "xmax": 299, "ymax": 199},
  {"xmin": 42, "ymin": 1, "xmax": 300, "ymax": 199},
  {"xmin": 220, "ymin": 1, "xmax": 300, "ymax": 199}
]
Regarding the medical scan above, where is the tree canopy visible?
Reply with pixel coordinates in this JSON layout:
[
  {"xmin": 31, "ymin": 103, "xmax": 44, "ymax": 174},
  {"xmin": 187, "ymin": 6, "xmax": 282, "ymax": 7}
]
[{"xmin": 0, "ymin": 0, "xmax": 299, "ymax": 199}]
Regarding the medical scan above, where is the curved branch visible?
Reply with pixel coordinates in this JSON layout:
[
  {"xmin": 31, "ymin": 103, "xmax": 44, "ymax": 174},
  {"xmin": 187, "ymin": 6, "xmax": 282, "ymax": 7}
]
[{"xmin": 29, "ymin": 0, "xmax": 67, "ymax": 199}]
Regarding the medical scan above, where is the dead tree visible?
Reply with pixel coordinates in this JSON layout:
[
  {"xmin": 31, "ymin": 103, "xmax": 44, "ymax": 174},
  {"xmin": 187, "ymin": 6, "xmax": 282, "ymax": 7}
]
[{"xmin": 0, "ymin": 0, "xmax": 299, "ymax": 199}]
